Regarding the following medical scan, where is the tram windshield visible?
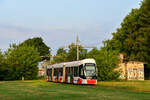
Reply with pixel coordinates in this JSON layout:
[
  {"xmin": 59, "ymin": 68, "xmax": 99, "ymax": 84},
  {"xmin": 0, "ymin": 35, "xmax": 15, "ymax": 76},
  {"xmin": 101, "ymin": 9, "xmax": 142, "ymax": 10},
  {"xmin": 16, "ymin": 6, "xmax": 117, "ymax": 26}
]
[{"xmin": 85, "ymin": 64, "xmax": 96, "ymax": 77}]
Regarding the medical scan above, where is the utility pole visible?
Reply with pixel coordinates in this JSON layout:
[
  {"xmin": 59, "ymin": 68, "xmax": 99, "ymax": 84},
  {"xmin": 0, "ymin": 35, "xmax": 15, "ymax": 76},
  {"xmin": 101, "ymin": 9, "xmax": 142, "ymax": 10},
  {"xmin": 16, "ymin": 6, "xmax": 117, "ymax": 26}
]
[
  {"xmin": 76, "ymin": 35, "xmax": 79, "ymax": 60},
  {"xmin": 61, "ymin": 34, "xmax": 96, "ymax": 60},
  {"xmin": 49, "ymin": 49, "xmax": 51, "ymax": 64}
]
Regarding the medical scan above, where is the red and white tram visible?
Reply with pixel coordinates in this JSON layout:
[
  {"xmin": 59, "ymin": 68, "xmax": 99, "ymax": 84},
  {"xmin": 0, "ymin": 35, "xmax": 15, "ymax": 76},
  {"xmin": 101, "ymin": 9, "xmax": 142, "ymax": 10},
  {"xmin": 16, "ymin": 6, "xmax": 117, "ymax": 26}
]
[{"xmin": 46, "ymin": 59, "xmax": 97, "ymax": 85}]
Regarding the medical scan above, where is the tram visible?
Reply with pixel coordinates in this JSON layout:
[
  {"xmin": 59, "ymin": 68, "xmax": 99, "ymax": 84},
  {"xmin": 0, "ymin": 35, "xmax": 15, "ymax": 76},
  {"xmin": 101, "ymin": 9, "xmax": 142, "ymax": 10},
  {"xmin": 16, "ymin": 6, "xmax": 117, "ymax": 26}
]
[{"xmin": 46, "ymin": 59, "xmax": 97, "ymax": 85}]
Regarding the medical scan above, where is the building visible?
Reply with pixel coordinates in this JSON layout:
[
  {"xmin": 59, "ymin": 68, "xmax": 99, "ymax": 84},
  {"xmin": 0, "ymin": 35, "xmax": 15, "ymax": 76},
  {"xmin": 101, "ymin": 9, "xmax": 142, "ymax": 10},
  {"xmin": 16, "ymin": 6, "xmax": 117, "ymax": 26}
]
[
  {"xmin": 117, "ymin": 61, "xmax": 144, "ymax": 80},
  {"xmin": 37, "ymin": 61, "xmax": 49, "ymax": 76},
  {"xmin": 38, "ymin": 67, "xmax": 45, "ymax": 76},
  {"xmin": 116, "ymin": 54, "xmax": 145, "ymax": 80}
]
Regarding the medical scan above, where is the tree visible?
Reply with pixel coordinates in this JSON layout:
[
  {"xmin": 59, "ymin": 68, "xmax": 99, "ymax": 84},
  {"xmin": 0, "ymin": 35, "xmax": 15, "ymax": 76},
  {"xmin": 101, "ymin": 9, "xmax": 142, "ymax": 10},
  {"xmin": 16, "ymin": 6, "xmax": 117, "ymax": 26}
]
[
  {"xmin": 4, "ymin": 44, "xmax": 41, "ymax": 80},
  {"xmin": 57, "ymin": 48, "xmax": 67, "ymax": 55},
  {"xmin": 0, "ymin": 50, "xmax": 5, "ymax": 80},
  {"xmin": 111, "ymin": 0, "xmax": 150, "ymax": 66},
  {"xmin": 97, "ymin": 41, "xmax": 120, "ymax": 81},
  {"xmin": 87, "ymin": 43, "xmax": 120, "ymax": 81},
  {"xmin": 0, "ymin": 50, "xmax": 11, "ymax": 81},
  {"xmin": 67, "ymin": 43, "xmax": 87, "ymax": 61},
  {"xmin": 52, "ymin": 43, "xmax": 88, "ymax": 64},
  {"xmin": 96, "ymin": 0, "xmax": 150, "ymax": 80},
  {"xmin": 137, "ymin": 0, "xmax": 150, "ymax": 67},
  {"xmin": 87, "ymin": 48, "xmax": 100, "ymax": 63},
  {"xmin": 52, "ymin": 48, "xmax": 68, "ymax": 63},
  {"xmin": 20, "ymin": 37, "xmax": 50, "ymax": 60},
  {"xmin": 111, "ymin": 8, "xmax": 140, "ymax": 61},
  {"xmin": 0, "ymin": 50, "xmax": 3, "ymax": 62}
]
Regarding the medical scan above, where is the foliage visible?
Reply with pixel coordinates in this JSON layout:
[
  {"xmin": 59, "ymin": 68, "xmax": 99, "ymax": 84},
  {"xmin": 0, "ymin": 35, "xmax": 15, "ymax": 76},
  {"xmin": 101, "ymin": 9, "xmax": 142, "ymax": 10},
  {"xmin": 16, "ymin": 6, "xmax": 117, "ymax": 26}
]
[
  {"xmin": 87, "ymin": 48, "xmax": 100, "ymax": 61},
  {"xmin": 111, "ymin": 8, "xmax": 140, "ymax": 61},
  {"xmin": 52, "ymin": 43, "xmax": 88, "ymax": 63},
  {"xmin": 138, "ymin": 0, "xmax": 150, "ymax": 67},
  {"xmin": 0, "ymin": 50, "xmax": 5, "ymax": 80},
  {"xmin": 87, "ymin": 45, "xmax": 120, "ymax": 81},
  {"xmin": 0, "ymin": 50, "xmax": 12, "ymax": 81},
  {"xmin": 0, "ymin": 50, "xmax": 3, "ymax": 60},
  {"xmin": 67, "ymin": 43, "xmax": 87, "ymax": 61},
  {"xmin": 0, "ymin": 37, "xmax": 50, "ymax": 80},
  {"xmin": 3, "ymin": 44, "xmax": 41, "ymax": 80},
  {"xmin": 97, "ymin": 47, "xmax": 120, "ymax": 81},
  {"xmin": 110, "ymin": 0, "xmax": 150, "ymax": 67},
  {"xmin": 52, "ymin": 48, "xmax": 68, "ymax": 64},
  {"xmin": 20, "ymin": 37, "xmax": 50, "ymax": 60}
]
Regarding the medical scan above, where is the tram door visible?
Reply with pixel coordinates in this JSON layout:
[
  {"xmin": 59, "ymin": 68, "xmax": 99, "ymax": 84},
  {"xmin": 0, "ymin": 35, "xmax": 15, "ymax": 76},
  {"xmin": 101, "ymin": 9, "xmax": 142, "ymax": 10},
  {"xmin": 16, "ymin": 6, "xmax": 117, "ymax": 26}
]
[
  {"xmin": 46, "ymin": 69, "xmax": 50, "ymax": 81},
  {"xmin": 57, "ymin": 68, "xmax": 59, "ymax": 82},
  {"xmin": 65, "ymin": 67, "xmax": 69, "ymax": 83},
  {"xmin": 49, "ymin": 69, "xmax": 52, "ymax": 81},
  {"xmin": 70, "ymin": 67, "xmax": 74, "ymax": 83}
]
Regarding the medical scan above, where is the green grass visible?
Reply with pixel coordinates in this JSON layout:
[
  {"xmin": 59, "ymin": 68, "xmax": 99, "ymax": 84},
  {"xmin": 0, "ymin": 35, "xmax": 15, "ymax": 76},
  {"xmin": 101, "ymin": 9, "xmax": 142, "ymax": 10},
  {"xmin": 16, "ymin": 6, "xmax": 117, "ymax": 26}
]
[
  {"xmin": 0, "ymin": 80, "xmax": 150, "ymax": 100},
  {"xmin": 97, "ymin": 81, "xmax": 150, "ymax": 92}
]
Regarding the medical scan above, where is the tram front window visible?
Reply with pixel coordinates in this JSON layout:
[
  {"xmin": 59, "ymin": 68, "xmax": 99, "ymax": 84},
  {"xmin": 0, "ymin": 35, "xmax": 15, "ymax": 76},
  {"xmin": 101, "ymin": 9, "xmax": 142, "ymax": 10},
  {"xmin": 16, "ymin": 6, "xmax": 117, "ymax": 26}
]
[{"xmin": 85, "ymin": 65, "xmax": 96, "ymax": 77}]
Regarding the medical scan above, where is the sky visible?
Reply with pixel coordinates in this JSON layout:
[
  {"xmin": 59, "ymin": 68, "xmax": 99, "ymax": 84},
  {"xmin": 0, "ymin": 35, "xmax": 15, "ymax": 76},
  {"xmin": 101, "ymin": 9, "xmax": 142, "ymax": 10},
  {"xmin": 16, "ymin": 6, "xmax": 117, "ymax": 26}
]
[{"xmin": 0, "ymin": 0, "xmax": 141, "ymax": 54}]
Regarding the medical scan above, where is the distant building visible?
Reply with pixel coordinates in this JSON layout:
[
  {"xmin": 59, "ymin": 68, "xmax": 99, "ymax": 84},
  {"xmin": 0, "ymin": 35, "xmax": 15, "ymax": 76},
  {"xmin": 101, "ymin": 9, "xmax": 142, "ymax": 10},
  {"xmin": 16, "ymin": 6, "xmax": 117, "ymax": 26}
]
[
  {"xmin": 38, "ymin": 67, "xmax": 45, "ymax": 76},
  {"xmin": 38, "ymin": 61, "xmax": 50, "ymax": 76},
  {"xmin": 116, "ymin": 54, "xmax": 145, "ymax": 80},
  {"xmin": 117, "ymin": 61, "xmax": 144, "ymax": 80}
]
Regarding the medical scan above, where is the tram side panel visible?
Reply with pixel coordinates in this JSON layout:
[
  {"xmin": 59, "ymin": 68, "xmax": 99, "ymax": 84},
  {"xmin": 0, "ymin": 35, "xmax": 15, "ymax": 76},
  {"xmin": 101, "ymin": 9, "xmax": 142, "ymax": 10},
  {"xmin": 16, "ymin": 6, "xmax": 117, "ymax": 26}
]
[
  {"xmin": 49, "ymin": 64, "xmax": 97, "ymax": 85},
  {"xmin": 53, "ymin": 68, "xmax": 63, "ymax": 83},
  {"xmin": 46, "ymin": 68, "xmax": 52, "ymax": 82},
  {"xmin": 58, "ymin": 68, "xmax": 63, "ymax": 83},
  {"xmin": 65, "ymin": 65, "xmax": 82, "ymax": 84}
]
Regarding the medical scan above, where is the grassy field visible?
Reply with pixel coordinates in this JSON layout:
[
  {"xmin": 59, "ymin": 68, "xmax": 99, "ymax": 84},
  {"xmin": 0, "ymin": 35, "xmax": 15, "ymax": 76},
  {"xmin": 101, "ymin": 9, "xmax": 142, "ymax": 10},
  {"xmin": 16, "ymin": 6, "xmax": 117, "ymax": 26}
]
[
  {"xmin": 0, "ymin": 80, "xmax": 150, "ymax": 100},
  {"xmin": 97, "ymin": 81, "xmax": 150, "ymax": 92}
]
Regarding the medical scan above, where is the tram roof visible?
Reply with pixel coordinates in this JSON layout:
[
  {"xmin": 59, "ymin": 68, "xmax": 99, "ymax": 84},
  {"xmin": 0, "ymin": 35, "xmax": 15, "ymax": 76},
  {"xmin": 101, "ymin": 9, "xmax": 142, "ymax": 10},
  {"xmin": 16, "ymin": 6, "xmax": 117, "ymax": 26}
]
[{"xmin": 47, "ymin": 59, "xmax": 96, "ymax": 69}]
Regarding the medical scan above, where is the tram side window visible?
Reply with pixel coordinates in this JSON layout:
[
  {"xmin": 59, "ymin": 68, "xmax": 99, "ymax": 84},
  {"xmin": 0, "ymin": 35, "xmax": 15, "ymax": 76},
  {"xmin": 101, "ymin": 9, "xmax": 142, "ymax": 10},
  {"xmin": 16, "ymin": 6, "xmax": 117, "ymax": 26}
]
[
  {"xmin": 74, "ymin": 67, "xmax": 79, "ymax": 77},
  {"xmin": 66, "ymin": 67, "xmax": 70, "ymax": 76},
  {"xmin": 47, "ymin": 69, "xmax": 49, "ymax": 76},
  {"xmin": 54, "ymin": 68, "xmax": 57, "ymax": 76},
  {"xmin": 59, "ymin": 68, "xmax": 63, "ymax": 76},
  {"xmin": 70, "ymin": 67, "xmax": 73, "ymax": 76},
  {"xmin": 57, "ymin": 68, "xmax": 59, "ymax": 74},
  {"xmin": 49, "ymin": 69, "xmax": 52, "ymax": 76},
  {"xmin": 79, "ymin": 65, "xmax": 84, "ymax": 77},
  {"xmin": 69, "ymin": 67, "xmax": 71, "ymax": 76}
]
